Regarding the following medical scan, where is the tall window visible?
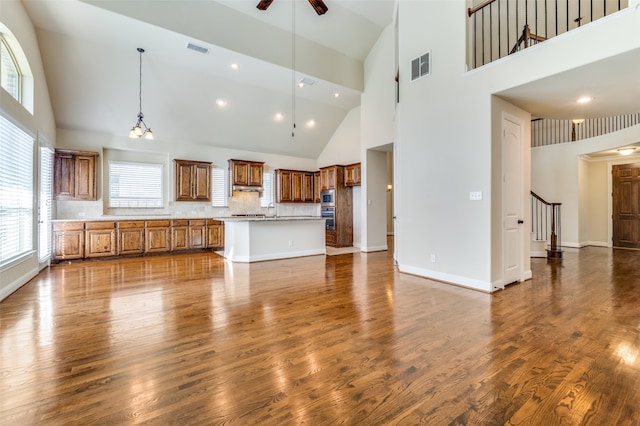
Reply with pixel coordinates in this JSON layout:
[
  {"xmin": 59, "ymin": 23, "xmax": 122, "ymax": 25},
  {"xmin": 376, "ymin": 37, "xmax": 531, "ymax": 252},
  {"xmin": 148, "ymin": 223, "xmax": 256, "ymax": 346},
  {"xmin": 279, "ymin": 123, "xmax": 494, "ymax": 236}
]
[
  {"xmin": 260, "ymin": 170, "xmax": 274, "ymax": 207},
  {"xmin": 0, "ymin": 114, "xmax": 34, "ymax": 265},
  {"xmin": 108, "ymin": 161, "xmax": 163, "ymax": 208},
  {"xmin": 211, "ymin": 166, "xmax": 228, "ymax": 207},
  {"xmin": 0, "ymin": 36, "xmax": 21, "ymax": 103},
  {"xmin": 39, "ymin": 146, "xmax": 53, "ymax": 263}
]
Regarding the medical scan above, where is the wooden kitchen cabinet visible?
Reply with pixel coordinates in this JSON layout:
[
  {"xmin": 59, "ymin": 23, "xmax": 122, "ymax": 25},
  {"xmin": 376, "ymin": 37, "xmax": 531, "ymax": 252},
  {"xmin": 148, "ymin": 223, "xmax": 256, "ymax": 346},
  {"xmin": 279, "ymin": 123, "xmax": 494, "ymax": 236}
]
[
  {"xmin": 54, "ymin": 149, "xmax": 98, "ymax": 201},
  {"xmin": 276, "ymin": 169, "xmax": 315, "ymax": 203},
  {"xmin": 189, "ymin": 219, "xmax": 207, "ymax": 250},
  {"xmin": 145, "ymin": 220, "xmax": 171, "ymax": 253},
  {"xmin": 320, "ymin": 165, "xmax": 344, "ymax": 190},
  {"xmin": 175, "ymin": 159, "xmax": 211, "ymax": 202},
  {"xmin": 52, "ymin": 222, "xmax": 85, "ymax": 260},
  {"xmin": 229, "ymin": 159, "xmax": 264, "ymax": 188},
  {"xmin": 344, "ymin": 163, "xmax": 361, "ymax": 186},
  {"xmin": 85, "ymin": 221, "xmax": 117, "ymax": 258},
  {"xmin": 314, "ymin": 171, "xmax": 321, "ymax": 203},
  {"xmin": 117, "ymin": 221, "xmax": 145, "ymax": 255},
  {"xmin": 207, "ymin": 220, "xmax": 224, "ymax": 249},
  {"xmin": 171, "ymin": 220, "xmax": 189, "ymax": 251}
]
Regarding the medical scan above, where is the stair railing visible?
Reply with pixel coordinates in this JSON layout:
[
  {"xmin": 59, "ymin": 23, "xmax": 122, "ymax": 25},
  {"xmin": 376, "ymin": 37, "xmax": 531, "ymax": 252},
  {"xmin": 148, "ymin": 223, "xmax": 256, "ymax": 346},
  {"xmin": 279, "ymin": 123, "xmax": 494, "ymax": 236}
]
[
  {"xmin": 468, "ymin": 0, "xmax": 628, "ymax": 69},
  {"xmin": 531, "ymin": 191, "xmax": 563, "ymax": 259}
]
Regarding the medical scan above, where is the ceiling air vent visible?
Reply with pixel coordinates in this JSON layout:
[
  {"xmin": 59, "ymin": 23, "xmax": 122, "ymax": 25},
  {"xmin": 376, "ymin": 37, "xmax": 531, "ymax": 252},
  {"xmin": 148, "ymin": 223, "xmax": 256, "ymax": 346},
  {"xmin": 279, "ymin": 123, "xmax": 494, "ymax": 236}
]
[
  {"xmin": 299, "ymin": 77, "xmax": 317, "ymax": 86},
  {"xmin": 186, "ymin": 42, "xmax": 209, "ymax": 54},
  {"xmin": 411, "ymin": 52, "xmax": 431, "ymax": 81}
]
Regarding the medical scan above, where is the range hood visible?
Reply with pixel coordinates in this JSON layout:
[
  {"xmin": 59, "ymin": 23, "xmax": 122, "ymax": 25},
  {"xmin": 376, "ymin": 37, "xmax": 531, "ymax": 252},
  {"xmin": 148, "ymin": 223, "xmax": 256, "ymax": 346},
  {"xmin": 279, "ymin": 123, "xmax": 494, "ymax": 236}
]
[{"xmin": 232, "ymin": 185, "xmax": 263, "ymax": 192}]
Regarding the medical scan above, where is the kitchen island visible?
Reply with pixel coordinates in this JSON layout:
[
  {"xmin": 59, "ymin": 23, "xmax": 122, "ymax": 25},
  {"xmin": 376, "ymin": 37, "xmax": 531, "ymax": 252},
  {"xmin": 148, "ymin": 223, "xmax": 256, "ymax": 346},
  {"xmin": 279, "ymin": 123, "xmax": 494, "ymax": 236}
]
[{"xmin": 221, "ymin": 217, "xmax": 326, "ymax": 262}]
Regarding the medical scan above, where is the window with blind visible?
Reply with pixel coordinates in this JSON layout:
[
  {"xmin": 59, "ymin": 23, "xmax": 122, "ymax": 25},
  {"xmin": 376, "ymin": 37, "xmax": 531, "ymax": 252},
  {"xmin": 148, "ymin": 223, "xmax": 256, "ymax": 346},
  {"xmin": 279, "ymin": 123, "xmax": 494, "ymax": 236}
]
[
  {"xmin": 0, "ymin": 114, "xmax": 34, "ymax": 265},
  {"xmin": 260, "ymin": 170, "xmax": 274, "ymax": 207},
  {"xmin": 39, "ymin": 146, "xmax": 53, "ymax": 263},
  {"xmin": 211, "ymin": 166, "xmax": 228, "ymax": 207},
  {"xmin": 0, "ymin": 36, "xmax": 21, "ymax": 103},
  {"xmin": 108, "ymin": 161, "xmax": 163, "ymax": 208}
]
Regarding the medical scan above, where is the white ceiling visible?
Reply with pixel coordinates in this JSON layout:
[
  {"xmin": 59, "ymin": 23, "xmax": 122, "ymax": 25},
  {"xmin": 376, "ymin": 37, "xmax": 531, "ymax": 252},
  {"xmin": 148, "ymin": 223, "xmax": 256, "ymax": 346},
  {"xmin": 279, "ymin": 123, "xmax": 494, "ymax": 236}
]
[{"xmin": 22, "ymin": 0, "xmax": 395, "ymax": 159}]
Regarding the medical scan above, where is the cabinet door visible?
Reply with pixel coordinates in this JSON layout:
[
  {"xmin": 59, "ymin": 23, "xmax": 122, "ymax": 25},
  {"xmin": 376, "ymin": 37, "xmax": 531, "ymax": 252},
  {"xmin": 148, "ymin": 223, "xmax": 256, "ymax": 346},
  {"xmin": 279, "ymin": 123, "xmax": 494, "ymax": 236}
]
[
  {"xmin": 118, "ymin": 221, "xmax": 145, "ymax": 255},
  {"xmin": 327, "ymin": 167, "xmax": 337, "ymax": 189},
  {"xmin": 278, "ymin": 170, "xmax": 293, "ymax": 202},
  {"xmin": 146, "ymin": 221, "xmax": 171, "ymax": 253},
  {"xmin": 314, "ymin": 172, "xmax": 321, "ymax": 203},
  {"xmin": 302, "ymin": 173, "xmax": 314, "ymax": 202},
  {"xmin": 171, "ymin": 220, "xmax": 189, "ymax": 251},
  {"xmin": 249, "ymin": 163, "xmax": 263, "ymax": 186},
  {"xmin": 189, "ymin": 220, "xmax": 206, "ymax": 249},
  {"xmin": 193, "ymin": 164, "xmax": 211, "ymax": 201},
  {"xmin": 232, "ymin": 162, "xmax": 249, "ymax": 185},
  {"xmin": 207, "ymin": 222, "xmax": 224, "ymax": 248},
  {"xmin": 54, "ymin": 152, "xmax": 75, "ymax": 200},
  {"xmin": 176, "ymin": 161, "xmax": 194, "ymax": 201},
  {"xmin": 52, "ymin": 229, "xmax": 84, "ymax": 260},
  {"xmin": 292, "ymin": 172, "xmax": 303, "ymax": 202},
  {"xmin": 85, "ymin": 228, "xmax": 117, "ymax": 258},
  {"xmin": 74, "ymin": 155, "xmax": 96, "ymax": 200}
]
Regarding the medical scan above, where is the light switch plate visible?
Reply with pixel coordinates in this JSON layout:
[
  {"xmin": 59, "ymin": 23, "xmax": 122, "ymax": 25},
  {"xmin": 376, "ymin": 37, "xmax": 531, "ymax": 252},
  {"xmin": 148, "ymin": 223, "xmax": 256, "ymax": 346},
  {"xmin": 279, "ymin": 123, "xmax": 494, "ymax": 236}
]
[{"xmin": 469, "ymin": 191, "xmax": 482, "ymax": 201}]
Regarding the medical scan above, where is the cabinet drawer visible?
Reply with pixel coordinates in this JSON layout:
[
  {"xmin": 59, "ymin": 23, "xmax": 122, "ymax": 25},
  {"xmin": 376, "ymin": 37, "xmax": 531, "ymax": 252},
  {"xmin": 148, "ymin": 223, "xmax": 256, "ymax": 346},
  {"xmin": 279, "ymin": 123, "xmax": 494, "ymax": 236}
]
[
  {"xmin": 189, "ymin": 219, "xmax": 206, "ymax": 226},
  {"xmin": 117, "ymin": 221, "xmax": 145, "ymax": 229},
  {"xmin": 145, "ymin": 220, "xmax": 171, "ymax": 228},
  {"xmin": 85, "ymin": 221, "xmax": 116, "ymax": 230},
  {"xmin": 53, "ymin": 221, "xmax": 84, "ymax": 231},
  {"xmin": 171, "ymin": 220, "xmax": 189, "ymax": 227}
]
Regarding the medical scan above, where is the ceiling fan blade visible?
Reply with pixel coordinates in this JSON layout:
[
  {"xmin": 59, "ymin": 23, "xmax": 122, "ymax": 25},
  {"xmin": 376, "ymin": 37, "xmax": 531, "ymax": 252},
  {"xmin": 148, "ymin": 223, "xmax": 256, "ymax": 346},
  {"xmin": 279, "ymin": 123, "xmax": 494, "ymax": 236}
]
[
  {"xmin": 308, "ymin": 0, "xmax": 328, "ymax": 15},
  {"xmin": 257, "ymin": 0, "xmax": 274, "ymax": 11}
]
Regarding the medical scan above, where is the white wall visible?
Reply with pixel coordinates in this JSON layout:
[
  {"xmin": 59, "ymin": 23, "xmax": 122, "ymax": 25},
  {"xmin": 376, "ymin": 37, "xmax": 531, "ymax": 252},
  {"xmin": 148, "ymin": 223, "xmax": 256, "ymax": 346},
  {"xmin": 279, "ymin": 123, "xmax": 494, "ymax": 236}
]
[
  {"xmin": 584, "ymin": 159, "xmax": 609, "ymax": 246},
  {"xmin": 0, "ymin": 1, "xmax": 56, "ymax": 301},
  {"xmin": 317, "ymin": 106, "xmax": 361, "ymax": 168}
]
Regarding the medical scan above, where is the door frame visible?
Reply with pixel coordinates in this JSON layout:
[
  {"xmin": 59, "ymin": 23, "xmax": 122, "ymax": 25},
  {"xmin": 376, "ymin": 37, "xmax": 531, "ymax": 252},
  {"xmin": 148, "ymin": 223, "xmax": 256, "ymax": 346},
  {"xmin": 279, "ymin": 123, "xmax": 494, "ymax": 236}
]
[{"xmin": 607, "ymin": 156, "xmax": 640, "ymax": 247}]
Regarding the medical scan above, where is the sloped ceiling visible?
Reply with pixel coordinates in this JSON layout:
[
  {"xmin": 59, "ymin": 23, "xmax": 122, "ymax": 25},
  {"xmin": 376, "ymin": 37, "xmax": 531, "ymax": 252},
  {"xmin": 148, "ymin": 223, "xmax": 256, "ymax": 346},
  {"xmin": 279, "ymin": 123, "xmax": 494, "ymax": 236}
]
[{"xmin": 22, "ymin": 0, "xmax": 395, "ymax": 159}]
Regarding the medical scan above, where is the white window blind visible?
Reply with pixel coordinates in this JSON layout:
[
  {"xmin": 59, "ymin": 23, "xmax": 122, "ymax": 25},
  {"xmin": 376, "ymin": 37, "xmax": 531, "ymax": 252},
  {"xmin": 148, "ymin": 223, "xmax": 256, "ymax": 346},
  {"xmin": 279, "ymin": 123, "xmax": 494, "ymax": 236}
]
[
  {"xmin": 0, "ymin": 37, "xmax": 21, "ymax": 102},
  {"xmin": 260, "ymin": 171, "xmax": 274, "ymax": 207},
  {"xmin": 0, "ymin": 114, "xmax": 34, "ymax": 265},
  {"xmin": 108, "ymin": 161, "xmax": 163, "ymax": 208},
  {"xmin": 39, "ymin": 146, "xmax": 53, "ymax": 263},
  {"xmin": 211, "ymin": 166, "xmax": 227, "ymax": 207}
]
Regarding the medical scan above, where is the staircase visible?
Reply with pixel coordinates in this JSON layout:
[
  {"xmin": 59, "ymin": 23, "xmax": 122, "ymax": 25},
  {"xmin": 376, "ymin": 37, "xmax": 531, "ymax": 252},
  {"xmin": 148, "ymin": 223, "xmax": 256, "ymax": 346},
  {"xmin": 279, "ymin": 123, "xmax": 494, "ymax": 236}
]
[{"xmin": 531, "ymin": 191, "xmax": 563, "ymax": 259}]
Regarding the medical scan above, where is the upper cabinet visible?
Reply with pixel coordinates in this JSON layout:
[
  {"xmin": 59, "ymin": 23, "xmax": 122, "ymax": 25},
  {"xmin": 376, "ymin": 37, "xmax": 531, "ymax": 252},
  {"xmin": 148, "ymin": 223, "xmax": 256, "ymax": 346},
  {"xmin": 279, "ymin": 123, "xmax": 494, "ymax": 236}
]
[
  {"xmin": 229, "ymin": 159, "xmax": 264, "ymax": 190},
  {"xmin": 276, "ymin": 169, "xmax": 315, "ymax": 203},
  {"xmin": 175, "ymin": 159, "xmax": 211, "ymax": 202},
  {"xmin": 344, "ymin": 163, "xmax": 361, "ymax": 187},
  {"xmin": 54, "ymin": 149, "xmax": 98, "ymax": 201},
  {"xmin": 320, "ymin": 165, "xmax": 344, "ymax": 190}
]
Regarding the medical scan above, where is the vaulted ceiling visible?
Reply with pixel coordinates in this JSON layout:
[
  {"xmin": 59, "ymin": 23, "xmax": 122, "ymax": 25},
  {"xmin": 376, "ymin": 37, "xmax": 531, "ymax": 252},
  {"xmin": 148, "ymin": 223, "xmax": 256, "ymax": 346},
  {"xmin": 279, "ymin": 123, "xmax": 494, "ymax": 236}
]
[{"xmin": 22, "ymin": 0, "xmax": 395, "ymax": 159}]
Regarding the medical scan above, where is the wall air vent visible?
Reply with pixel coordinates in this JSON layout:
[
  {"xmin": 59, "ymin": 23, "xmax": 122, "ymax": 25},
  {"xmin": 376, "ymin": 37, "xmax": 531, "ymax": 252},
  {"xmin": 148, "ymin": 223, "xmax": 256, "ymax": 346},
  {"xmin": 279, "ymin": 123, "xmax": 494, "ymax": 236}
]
[
  {"xmin": 411, "ymin": 52, "xmax": 431, "ymax": 81},
  {"xmin": 186, "ymin": 43, "xmax": 209, "ymax": 54}
]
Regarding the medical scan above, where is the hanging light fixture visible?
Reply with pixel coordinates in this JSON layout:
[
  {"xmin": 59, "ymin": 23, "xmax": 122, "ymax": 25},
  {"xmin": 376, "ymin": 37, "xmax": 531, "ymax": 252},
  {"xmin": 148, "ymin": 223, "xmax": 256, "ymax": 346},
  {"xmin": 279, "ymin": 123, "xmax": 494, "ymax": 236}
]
[{"xmin": 129, "ymin": 47, "xmax": 154, "ymax": 140}]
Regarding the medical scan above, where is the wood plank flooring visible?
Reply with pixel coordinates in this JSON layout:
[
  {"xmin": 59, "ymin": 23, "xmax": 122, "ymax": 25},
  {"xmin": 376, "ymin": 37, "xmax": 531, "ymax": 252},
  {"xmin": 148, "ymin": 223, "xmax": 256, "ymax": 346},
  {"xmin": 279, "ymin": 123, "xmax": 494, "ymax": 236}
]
[{"xmin": 1, "ymin": 243, "xmax": 639, "ymax": 425}]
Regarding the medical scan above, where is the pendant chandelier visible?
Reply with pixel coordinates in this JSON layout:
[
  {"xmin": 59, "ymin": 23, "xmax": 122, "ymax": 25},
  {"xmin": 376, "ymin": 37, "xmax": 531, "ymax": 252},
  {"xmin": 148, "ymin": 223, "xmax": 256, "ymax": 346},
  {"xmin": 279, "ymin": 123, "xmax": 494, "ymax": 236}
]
[{"xmin": 129, "ymin": 47, "xmax": 154, "ymax": 140}]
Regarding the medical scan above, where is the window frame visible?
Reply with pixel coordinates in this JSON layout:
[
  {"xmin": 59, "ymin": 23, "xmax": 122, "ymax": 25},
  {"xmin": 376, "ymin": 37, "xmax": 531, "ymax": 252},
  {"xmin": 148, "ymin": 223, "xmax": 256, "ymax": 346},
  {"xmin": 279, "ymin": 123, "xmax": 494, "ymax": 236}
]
[
  {"xmin": 107, "ymin": 160, "xmax": 164, "ymax": 209},
  {"xmin": 0, "ymin": 35, "xmax": 22, "ymax": 103}
]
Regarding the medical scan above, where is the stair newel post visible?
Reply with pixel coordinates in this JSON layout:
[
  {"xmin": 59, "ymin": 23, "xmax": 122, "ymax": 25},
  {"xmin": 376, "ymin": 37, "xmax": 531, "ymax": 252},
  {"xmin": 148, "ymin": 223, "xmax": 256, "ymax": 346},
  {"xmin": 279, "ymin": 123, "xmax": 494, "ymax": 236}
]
[{"xmin": 549, "ymin": 203, "xmax": 557, "ymax": 251}]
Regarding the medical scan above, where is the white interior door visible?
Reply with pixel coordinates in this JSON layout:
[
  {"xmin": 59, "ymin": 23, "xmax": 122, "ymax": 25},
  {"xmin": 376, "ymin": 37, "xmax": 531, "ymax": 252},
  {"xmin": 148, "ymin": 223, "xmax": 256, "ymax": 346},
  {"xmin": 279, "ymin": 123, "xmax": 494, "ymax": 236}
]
[{"xmin": 502, "ymin": 117, "xmax": 523, "ymax": 286}]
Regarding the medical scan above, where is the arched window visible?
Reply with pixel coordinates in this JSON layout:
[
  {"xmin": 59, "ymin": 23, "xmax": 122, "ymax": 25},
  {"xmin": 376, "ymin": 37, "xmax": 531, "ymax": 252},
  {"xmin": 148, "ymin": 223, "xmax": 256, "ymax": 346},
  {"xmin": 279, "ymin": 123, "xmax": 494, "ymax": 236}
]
[{"xmin": 0, "ymin": 25, "xmax": 34, "ymax": 114}]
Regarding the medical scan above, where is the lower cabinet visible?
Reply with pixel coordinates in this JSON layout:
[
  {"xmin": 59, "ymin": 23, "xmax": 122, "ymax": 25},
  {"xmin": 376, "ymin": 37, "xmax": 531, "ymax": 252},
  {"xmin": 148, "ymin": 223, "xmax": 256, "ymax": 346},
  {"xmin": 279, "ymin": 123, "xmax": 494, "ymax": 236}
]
[
  {"xmin": 207, "ymin": 220, "xmax": 224, "ymax": 248},
  {"xmin": 52, "ymin": 219, "xmax": 225, "ymax": 261},
  {"xmin": 52, "ymin": 222, "xmax": 84, "ymax": 260},
  {"xmin": 117, "ymin": 221, "xmax": 145, "ymax": 255},
  {"xmin": 145, "ymin": 220, "xmax": 171, "ymax": 253},
  {"xmin": 85, "ymin": 221, "xmax": 117, "ymax": 258}
]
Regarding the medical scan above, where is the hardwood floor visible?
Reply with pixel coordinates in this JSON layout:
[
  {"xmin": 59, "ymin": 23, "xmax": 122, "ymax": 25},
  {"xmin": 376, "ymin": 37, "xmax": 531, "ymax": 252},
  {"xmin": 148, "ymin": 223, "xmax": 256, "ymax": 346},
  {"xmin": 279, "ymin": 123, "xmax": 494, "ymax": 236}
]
[{"xmin": 1, "ymin": 243, "xmax": 639, "ymax": 425}]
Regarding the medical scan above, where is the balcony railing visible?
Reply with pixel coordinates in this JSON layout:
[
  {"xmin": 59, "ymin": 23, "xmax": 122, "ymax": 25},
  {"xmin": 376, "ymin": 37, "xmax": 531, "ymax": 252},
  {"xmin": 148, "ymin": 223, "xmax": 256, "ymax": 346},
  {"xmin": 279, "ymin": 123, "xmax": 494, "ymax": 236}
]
[
  {"xmin": 468, "ymin": 0, "xmax": 628, "ymax": 69},
  {"xmin": 531, "ymin": 113, "xmax": 640, "ymax": 147}
]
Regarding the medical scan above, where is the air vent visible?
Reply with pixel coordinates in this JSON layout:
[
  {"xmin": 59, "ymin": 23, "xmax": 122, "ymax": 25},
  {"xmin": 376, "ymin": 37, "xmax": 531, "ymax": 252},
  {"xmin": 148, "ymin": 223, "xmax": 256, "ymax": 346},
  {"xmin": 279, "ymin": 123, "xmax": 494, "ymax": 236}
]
[
  {"xmin": 411, "ymin": 52, "xmax": 431, "ymax": 81},
  {"xmin": 299, "ymin": 77, "xmax": 317, "ymax": 86},
  {"xmin": 186, "ymin": 43, "xmax": 209, "ymax": 54}
]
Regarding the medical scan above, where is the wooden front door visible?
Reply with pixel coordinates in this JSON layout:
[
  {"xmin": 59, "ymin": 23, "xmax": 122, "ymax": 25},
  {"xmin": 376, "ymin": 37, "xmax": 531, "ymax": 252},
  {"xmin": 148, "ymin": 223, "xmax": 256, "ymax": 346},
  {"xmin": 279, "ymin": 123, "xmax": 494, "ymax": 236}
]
[{"xmin": 613, "ymin": 163, "xmax": 640, "ymax": 248}]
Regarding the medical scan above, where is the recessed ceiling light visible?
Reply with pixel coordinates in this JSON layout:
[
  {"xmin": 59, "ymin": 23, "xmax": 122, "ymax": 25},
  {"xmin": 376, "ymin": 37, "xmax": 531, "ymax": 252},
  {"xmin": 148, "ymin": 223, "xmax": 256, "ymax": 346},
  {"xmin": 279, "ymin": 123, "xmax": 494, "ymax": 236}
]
[
  {"xmin": 334, "ymin": 92, "xmax": 340, "ymax": 98},
  {"xmin": 230, "ymin": 63, "xmax": 239, "ymax": 70},
  {"xmin": 307, "ymin": 119, "xmax": 316, "ymax": 127},
  {"xmin": 298, "ymin": 82, "xmax": 305, "ymax": 88},
  {"xmin": 275, "ymin": 113, "xmax": 283, "ymax": 120},
  {"xmin": 577, "ymin": 96, "xmax": 593, "ymax": 104},
  {"xmin": 216, "ymin": 98, "xmax": 226, "ymax": 107}
]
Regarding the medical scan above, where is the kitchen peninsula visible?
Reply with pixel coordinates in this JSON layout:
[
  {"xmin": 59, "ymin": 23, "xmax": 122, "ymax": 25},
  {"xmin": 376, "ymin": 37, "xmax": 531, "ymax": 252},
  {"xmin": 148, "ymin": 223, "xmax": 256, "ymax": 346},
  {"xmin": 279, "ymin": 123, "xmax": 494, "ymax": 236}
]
[{"xmin": 221, "ymin": 216, "xmax": 326, "ymax": 262}]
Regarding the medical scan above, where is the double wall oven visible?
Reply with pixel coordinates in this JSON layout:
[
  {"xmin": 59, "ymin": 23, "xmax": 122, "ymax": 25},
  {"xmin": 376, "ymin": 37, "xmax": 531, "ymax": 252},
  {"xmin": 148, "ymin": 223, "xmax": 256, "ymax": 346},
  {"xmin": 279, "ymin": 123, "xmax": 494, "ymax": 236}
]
[{"xmin": 321, "ymin": 207, "xmax": 335, "ymax": 231}]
